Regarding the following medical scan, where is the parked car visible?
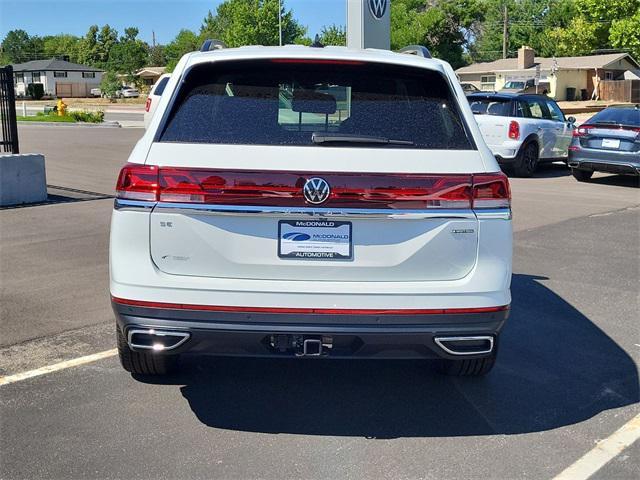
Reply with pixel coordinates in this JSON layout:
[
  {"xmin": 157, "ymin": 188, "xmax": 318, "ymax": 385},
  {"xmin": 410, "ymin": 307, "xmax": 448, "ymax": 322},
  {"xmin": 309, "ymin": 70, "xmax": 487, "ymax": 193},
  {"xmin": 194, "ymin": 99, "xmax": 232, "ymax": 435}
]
[
  {"xmin": 110, "ymin": 43, "xmax": 512, "ymax": 377},
  {"xmin": 460, "ymin": 82, "xmax": 480, "ymax": 93},
  {"xmin": 467, "ymin": 92, "xmax": 575, "ymax": 176},
  {"xmin": 500, "ymin": 79, "xmax": 550, "ymax": 95},
  {"xmin": 568, "ymin": 104, "xmax": 640, "ymax": 181},
  {"xmin": 90, "ymin": 87, "xmax": 101, "ymax": 97},
  {"xmin": 116, "ymin": 87, "xmax": 139, "ymax": 98},
  {"xmin": 144, "ymin": 74, "xmax": 171, "ymax": 129}
]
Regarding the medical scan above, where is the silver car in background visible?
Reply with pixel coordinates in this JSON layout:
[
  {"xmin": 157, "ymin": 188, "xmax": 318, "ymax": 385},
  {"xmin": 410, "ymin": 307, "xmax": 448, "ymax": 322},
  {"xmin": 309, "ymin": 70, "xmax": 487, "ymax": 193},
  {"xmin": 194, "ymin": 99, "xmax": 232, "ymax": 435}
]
[{"xmin": 568, "ymin": 105, "xmax": 640, "ymax": 182}]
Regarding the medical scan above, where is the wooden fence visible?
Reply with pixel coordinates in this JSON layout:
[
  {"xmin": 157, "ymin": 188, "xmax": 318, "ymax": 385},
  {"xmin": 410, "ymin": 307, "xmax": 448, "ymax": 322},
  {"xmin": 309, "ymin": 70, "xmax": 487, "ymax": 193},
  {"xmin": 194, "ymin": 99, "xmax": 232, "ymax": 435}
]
[{"xmin": 599, "ymin": 80, "xmax": 640, "ymax": 103}]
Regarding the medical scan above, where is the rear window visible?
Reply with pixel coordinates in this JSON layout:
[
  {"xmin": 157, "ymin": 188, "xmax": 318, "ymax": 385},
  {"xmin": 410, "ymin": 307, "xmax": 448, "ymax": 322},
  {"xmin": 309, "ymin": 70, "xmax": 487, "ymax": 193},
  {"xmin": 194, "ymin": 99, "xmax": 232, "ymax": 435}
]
[
  {"xmin": 159, "ymin": 60, "xmax": 474, "ymax": 149},
  {"xmin": 153, "ymin": 76, "xmax": 170, "ymax": 96},
  {"xmin": 589, "ymin": 107, "xmax": 640, "ymax": 127},
  {"xmin": 468, "ymin": 97, "xmax": 511, "ymax": 116}
]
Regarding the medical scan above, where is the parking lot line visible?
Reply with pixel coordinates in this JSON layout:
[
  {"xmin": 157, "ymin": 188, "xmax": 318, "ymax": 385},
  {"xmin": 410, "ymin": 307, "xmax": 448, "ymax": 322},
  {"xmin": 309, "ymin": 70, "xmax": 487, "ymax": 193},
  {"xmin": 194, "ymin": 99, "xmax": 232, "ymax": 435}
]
[
  {"xmin": 0, "ymin": 349, "xmax": 117, "ymax": 386},
  {"xmin": 552, "ymin": 412, "xmax": 640, "ymax": 480}
]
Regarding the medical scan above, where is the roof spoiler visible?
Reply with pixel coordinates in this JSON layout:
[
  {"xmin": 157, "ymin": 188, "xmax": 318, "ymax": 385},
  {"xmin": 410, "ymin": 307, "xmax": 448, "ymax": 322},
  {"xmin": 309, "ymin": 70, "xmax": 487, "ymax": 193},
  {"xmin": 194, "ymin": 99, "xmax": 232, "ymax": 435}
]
[
  {"xmin": 200, "ymin": 39, "xmax": 228, "ymax": 52},
  {"xmin": 398, "ymin": 45, "xmax": 432, "ymax": 59}
]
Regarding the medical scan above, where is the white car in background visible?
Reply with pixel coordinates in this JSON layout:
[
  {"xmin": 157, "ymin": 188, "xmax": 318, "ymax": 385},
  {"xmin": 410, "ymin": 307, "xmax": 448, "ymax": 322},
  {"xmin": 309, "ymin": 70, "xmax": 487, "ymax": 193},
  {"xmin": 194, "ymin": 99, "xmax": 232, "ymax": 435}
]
[
  {"xmin": 116, "ymin": 87, "xmax": 140, "ymax": 98},
  {"xmin": 110, "ymin": 43, "xmax": 512, "ymax": 377},
  {"xmin": 144, "ymin": 74, "xmax": 171, "ymax": 129},
  {"xmin": 468, "ymin": 92, "xmax": 575, "ymax": 176}
]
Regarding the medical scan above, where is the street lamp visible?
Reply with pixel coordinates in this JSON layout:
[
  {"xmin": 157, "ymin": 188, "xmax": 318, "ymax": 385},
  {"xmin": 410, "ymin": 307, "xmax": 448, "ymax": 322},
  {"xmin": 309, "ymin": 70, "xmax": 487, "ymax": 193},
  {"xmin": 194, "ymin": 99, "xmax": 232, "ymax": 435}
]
[{"xmin": 278, "ymin": 0, "xmax": 283, "ymax": 46}]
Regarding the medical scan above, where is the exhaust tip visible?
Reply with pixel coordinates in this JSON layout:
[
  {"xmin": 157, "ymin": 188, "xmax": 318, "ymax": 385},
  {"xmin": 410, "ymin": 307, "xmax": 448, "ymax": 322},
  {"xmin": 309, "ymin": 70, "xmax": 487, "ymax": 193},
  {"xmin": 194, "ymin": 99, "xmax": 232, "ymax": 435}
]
[
  {"xmin": 434, "ymin": 336, "xmax": 494, "ymax": 356},
  {"xmin": 127, "ymin": 329, "xmax": 190, "ymax": 352}
]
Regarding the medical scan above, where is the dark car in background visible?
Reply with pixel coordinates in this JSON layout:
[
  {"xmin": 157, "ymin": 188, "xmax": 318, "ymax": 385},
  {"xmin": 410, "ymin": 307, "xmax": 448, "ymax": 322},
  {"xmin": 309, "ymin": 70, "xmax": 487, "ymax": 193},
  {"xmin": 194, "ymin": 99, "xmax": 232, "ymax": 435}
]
[{"xmin": 568, "ymin": 105, "xmax": 640, "ymax": 182}]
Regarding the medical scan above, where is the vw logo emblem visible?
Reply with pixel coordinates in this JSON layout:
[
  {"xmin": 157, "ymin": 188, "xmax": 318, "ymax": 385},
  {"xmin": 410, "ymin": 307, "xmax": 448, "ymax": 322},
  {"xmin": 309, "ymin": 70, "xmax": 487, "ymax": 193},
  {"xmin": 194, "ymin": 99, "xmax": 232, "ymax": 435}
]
[
  {"xmin": 368, "ymin": 0, "xmax": 388, "ymax": 19},
  {"xmin": 303, "ymin": 177, "xmax": 331, "ymax": 204}
]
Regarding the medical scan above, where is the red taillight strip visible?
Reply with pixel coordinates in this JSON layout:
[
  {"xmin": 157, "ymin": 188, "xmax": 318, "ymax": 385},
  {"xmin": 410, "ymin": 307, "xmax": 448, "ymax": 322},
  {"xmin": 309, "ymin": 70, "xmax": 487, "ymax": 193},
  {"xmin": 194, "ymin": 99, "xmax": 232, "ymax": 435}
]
[
  {"xmin": 270, "ymin": 58, "xmax": 365, "ymax": 65},
  {"xmin": 111, "ymin": 297, "xmax": 509, "ymax": 315}
]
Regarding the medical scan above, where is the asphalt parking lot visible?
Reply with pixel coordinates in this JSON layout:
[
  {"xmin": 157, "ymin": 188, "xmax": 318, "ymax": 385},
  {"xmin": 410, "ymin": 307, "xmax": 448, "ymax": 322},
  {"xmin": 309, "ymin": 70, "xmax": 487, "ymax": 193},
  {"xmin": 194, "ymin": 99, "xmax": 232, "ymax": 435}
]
[{"xmin": 1, "ymin": 124, "xmax": 639, "ymax": 479}]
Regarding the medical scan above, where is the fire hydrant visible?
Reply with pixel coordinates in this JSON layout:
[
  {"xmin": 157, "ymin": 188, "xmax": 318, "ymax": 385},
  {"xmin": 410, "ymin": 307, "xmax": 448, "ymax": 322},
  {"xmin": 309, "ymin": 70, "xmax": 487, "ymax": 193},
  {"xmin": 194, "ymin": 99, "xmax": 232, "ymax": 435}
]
[{"xmin": 56, "ymin": 99, "xmax": 67, "ymax": 116}]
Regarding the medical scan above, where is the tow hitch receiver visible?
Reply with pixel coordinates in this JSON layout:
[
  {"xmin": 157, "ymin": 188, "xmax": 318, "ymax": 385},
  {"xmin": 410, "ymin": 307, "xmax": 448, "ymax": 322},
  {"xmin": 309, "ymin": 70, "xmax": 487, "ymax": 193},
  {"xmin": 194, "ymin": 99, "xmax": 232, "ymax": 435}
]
[{"xmin": 269, "ymin": 334, "xmax": 333, "ymax": 356}]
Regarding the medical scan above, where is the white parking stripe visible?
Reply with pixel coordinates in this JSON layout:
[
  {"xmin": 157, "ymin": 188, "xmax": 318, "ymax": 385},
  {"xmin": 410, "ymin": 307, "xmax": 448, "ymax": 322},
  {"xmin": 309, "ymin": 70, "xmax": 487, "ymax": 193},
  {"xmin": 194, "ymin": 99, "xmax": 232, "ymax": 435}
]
[
  {"xmin": 0, "ymin": 349, "xmax": 117, "ymax": 386},
  {"xmin": 552, "ymin": 413, "xmax": 640, "ymax": 480}
]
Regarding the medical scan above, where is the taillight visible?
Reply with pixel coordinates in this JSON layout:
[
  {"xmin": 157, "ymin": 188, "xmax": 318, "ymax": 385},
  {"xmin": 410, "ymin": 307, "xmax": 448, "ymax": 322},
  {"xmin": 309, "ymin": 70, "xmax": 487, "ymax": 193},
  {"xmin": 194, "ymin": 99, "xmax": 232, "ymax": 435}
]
[
  {"xmin": 472, "ymin": 173, "xmax": 511, "ymax": 209},
  {"xmin": 145, "ymin": 97, "xmax": 152, "ymax": 112},
  {"xmin": 115, "ymin": 168, "xmax": 511, "ymax": 210},
  {"xmin": 508, "ymin": 121, "xmax": 520, "ymax": 140},
  {"xmin": 573, "ymin": 125, "xmax": 593, "ymax": 137},
  {"xmin": 115, "ymin": 163, "xmax": 159, "ymax": 201},
  {"xmin": 156, "ymin": 169, "xmax": 475, "ymax": 209}
]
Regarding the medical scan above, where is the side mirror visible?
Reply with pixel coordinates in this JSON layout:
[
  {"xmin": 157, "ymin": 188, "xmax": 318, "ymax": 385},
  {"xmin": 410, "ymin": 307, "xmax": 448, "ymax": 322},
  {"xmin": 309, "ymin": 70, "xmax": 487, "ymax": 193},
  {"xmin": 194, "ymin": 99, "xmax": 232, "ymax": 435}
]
[{"xmin": 567, "ymin": 116, "xmax": 576, "ymax": 124}]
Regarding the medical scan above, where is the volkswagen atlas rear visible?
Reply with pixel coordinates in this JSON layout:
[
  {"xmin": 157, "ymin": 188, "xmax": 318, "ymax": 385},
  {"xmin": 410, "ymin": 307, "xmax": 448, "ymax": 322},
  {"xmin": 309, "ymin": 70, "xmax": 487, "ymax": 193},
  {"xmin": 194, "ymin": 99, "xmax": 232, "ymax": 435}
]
[{"xmin": 110, "ymin": 45, "xmax": 512, "ymax": 376}]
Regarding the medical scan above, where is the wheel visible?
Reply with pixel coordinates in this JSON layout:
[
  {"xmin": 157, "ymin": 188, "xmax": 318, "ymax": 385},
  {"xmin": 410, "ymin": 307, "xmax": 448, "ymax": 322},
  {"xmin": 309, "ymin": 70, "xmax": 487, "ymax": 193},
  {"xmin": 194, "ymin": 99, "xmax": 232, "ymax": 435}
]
[
  {"xmin": 437, "ymin": 354, "xmax": 496, "ymax": 376},
  {"xmin": 116, "ymin": 327, "xmax": 177, "ymax": 375},
  {"xmin": 513, "ymin": 142, "xmax": 539, "ymax": 177},
  {"xmin": 571, "ymin": 168, "xmax": 593, "ymax": 182}
]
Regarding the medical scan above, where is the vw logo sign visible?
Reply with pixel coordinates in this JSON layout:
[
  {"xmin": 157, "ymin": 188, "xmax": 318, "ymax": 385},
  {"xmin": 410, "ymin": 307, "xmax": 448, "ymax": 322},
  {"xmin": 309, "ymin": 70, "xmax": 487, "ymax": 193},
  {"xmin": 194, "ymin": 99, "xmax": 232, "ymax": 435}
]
[
  {"xmin": 368, "ymin": 0, "xmax": 388, "ymax": 19},
  {"xmin": 303, "ymin": 177, "xmax": 331, "ymax": 204}
]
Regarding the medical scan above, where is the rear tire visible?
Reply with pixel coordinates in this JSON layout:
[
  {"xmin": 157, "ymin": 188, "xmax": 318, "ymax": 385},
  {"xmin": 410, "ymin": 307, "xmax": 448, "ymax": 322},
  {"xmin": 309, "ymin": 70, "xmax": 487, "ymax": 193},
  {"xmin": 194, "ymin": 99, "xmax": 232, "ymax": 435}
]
[
  {"xmin": 571, "ymin": 168, "xmax": 593, "ymax": 182},
  {"xmin": 513, "ymin": 142, "xmax": 539, "ymax": 177},
  {"xmin": 116, "ymin": 327, "xmax": 177, "ymax": 375}
]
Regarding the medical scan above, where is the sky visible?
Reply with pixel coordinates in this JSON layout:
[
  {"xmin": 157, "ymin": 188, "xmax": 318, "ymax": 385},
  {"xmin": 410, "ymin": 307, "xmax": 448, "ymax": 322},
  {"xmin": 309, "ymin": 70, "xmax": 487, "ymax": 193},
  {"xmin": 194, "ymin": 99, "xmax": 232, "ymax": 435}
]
[{"xmin": 0, "ymin": 0, "xmax": 346, "ymax": 45}]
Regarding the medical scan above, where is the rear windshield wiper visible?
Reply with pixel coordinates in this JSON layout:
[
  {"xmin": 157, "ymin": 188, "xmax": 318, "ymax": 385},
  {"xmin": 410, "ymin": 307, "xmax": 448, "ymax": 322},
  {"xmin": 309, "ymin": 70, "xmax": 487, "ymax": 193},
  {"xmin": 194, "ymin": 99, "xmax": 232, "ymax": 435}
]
[{"xmin": 311, "ymin": 132, "xmax": 415, "ymax": 146}]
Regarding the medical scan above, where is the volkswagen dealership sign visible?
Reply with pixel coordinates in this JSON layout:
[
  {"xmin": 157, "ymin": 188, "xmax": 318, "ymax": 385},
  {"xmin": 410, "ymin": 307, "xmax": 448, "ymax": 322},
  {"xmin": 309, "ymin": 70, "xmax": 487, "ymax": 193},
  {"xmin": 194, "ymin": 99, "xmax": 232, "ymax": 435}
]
[
  {"xmin": 347, "ymin": 0, "xmax": 390, "ymax": 49},
  {"xmin": 368, "ymin": 0, "xmax": 388, "ymax": 19}
]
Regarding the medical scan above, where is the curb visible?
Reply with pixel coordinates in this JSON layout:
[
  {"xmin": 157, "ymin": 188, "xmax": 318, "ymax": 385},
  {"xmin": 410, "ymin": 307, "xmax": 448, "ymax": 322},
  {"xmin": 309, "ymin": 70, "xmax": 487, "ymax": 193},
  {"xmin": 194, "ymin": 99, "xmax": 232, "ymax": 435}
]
[{"xmin": 17, "ymin": 121, "xmax": 121, "ymax": 128}]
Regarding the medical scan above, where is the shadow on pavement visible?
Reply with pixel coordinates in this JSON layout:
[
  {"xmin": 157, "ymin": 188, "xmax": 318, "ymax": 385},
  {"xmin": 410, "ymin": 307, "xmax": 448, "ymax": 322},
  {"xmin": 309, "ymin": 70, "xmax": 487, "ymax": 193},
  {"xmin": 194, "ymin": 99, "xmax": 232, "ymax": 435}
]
[
  {"xmin": 136, "ymin": 274, "xmax": 638, "ymax": 438},
  {"xmin": 589, "ymin": 174, "xmax": 640, "ymax": 188}
]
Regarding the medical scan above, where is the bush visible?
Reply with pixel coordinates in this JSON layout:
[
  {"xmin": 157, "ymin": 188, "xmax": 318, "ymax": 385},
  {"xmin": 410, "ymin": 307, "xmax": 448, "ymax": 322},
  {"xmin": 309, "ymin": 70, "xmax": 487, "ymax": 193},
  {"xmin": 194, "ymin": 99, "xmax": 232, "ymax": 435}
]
[
  {"xmin": 68, "ymin": 110, "xmax": 105, "ymax": 123},
  {"xmin": 26, "ymin": 83, "xmax": 45, "ymax": 100}
]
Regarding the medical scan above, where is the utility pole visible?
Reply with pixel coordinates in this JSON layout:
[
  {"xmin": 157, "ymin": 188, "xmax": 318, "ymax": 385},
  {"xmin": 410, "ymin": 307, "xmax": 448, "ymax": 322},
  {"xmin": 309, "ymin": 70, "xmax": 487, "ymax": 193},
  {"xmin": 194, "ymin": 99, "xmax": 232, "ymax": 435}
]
[
  {"xmin": 278, "ymin": 0, "xmax": 283, "ymax": 46},
  {"xmin": 152, "ymin": 30, "xmax": 156, "ymax": 49},
  {"xmin": 502, "ymin": 4, "xmax": 508, "ymax": 59}
]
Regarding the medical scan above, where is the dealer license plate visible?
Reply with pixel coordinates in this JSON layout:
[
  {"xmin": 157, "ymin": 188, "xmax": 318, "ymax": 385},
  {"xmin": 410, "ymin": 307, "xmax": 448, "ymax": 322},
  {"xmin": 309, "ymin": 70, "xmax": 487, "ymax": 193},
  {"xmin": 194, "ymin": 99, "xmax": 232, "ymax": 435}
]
[{"xmin": 278, "ymin": 220, "xmax": 352, "ymax": 260}]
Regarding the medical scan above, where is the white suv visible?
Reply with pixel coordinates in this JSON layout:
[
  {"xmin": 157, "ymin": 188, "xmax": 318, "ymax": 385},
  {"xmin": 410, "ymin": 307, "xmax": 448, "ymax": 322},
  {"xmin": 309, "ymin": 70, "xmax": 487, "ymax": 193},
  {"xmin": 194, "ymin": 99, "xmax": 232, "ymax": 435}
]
[
  {"xmin": 110, "ymin": 43, "xmax": 512, "ymax": 377},
  {"xmin": 468, "ymin": 92, "xmax": 575, "ymax": 176}
]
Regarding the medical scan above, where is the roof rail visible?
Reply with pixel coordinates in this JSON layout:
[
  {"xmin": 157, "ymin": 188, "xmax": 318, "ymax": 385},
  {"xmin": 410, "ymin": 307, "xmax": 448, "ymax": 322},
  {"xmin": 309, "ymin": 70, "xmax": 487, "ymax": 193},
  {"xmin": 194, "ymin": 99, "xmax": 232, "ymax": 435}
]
[
  {"xmin": 399, "ymin": 45, "xmax": 432, "ymax": 59},
  {"xmin": 200, "ymin": 39, "xmax": 228, "ymax": 52}
]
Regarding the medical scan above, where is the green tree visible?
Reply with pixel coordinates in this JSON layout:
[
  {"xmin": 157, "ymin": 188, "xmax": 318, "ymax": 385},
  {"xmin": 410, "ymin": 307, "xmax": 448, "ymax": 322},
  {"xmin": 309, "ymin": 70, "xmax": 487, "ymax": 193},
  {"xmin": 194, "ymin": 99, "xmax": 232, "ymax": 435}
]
[
  {"xmin": 318, "ymin": 24, "xmax": 346, "ymax": 46},
  {"xmin": 108, "ymin": 27, "xmax": 148, "ymax": 80},
  {"xmin": 1, "ymin": 29, "xmax": 43, "ymax": 63},
  {"xmin": 199, "ymin": 0, "xmax": 307, "ymax": 47},
  {"xmin": 96, "ymin": 25, "xmax": 119, "ymax": 68},
  {"xmin": 147, "ymin": 45, "xmax": 167, "ymax": 66},
  {"xmin": 609, "ymin": 8, "xmax": 640, "ymax": 60},
  {"xmin": 390, "ymin": 0, "xmax": 483, "ymax": 68},
  {"xmin": 164, "ymin": 29, "xmax": 199, "ymax": 72},
  {"xmin": 42, "ymin": 34, "xmax": 82, "ymax": 63},
  {"xmin": 77, "ymin": 25, "xmax": 99, "ymax": 66},
  {"xmin": 472, "ymin": 0, "xmax": 581, "ymax": 61},
  {"xmin": 100, "ymin": 70, "xmax": 122, "ymax": 98}
]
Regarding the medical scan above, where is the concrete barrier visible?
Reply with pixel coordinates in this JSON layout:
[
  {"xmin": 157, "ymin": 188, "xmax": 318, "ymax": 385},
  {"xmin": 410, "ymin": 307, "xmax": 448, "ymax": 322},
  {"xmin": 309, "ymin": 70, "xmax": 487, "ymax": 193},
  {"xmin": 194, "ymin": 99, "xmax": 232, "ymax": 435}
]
[{"xmin": 0, "ymin": 154, "xmax": 47, "ymax": 206}]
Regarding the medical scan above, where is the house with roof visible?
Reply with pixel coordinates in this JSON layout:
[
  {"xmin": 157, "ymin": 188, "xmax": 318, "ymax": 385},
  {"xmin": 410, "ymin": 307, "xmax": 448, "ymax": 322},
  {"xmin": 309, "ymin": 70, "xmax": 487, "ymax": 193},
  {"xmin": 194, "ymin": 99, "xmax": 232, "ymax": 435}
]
[
  {"xmin": 135, "ymin": 66, "xmax": 167, "ymax": 87},
  {"xmin": 456, "ymin": 46, "xmax": 640, "ymax": 101},
  {"xmin": 11, "ymin": 59, "xmax": 104, "ymax": 98}
]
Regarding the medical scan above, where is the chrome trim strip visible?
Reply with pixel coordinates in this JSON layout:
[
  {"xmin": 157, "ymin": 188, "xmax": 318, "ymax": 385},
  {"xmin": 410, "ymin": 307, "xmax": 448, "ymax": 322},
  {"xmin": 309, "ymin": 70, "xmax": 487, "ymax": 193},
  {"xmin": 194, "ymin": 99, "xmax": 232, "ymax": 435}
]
[
  {"xmin": 474, "ymin": 208, "xmax": 512, "ymax": 220},
  {"xmin": 114, "ymin": 198, "xmax": 155, "ymax": 211},
  {"xmin": 127, "ymin": 329, "xmax": 190, "ymax": 352},
  {"xmin": 434, "ymin": 335, "xmax": 494, "ymax": 356},
  {"xmin": 152, "ymin": 202, "xmax": 477, "ymax": 219}
]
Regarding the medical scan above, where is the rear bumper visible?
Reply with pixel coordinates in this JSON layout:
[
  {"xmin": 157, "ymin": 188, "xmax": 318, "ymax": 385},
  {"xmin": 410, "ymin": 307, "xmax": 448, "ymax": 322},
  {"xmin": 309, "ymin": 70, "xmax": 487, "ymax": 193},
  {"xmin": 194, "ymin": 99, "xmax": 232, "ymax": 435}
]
[
  {"xmin": 568, "ymin": 158, "xmax": 640, "ymax": 175},
  {"xmin": 113, "ymin": 301, "xmax": 509, "ymax": 360}
]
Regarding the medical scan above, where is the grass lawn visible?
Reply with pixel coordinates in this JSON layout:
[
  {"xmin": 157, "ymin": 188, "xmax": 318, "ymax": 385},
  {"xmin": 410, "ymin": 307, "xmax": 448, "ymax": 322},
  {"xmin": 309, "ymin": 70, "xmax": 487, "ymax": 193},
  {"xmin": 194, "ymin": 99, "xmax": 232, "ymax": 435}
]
[{"xmin": 17, "ymin": 115, "xmax": 75, "ymax": 123}]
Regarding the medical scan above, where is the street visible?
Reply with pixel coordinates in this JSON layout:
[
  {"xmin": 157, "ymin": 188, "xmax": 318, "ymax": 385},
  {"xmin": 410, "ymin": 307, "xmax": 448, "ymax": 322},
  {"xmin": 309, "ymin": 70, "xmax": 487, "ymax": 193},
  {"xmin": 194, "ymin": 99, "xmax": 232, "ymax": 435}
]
[{"xmin": 1, "ymin": 124, "xmax": 639, "ymax": 479}]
